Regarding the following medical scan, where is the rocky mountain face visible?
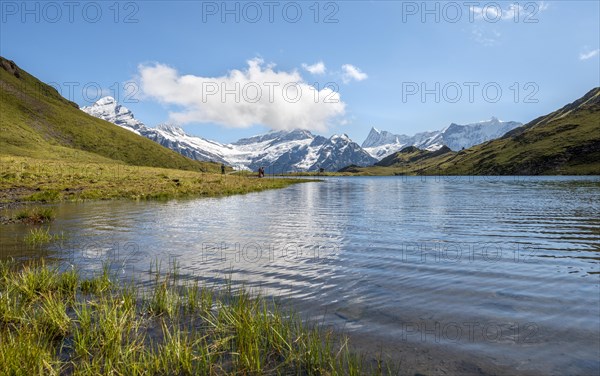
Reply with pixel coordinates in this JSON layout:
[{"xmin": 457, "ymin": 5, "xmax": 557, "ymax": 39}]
[
  {"xmin": 82, "ymin": 98, "xmax": 232, "ymax": 165},
  {"xmin": 82, "ymin": 96, "xmax": 146, "ymax": 132},
  {"xmin": 82, "ymin": 96, "xmax": 523, "ymax": 171},
  {"xmin": 82, "ymin": 97, "xmax": 376, "ymax": 172},
  {"xmin": 362, "ymin": 118, "xmax": 523, "ymax": 159},
  {"xmin": 230, "ymin": 130, "xmax": 377, "ymax": 172},
  {"xmin": 436, "ymin": 118, "xmax": 523, "ymax": 150}
]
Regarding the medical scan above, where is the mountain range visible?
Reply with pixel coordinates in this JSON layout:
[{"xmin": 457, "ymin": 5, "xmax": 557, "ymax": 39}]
[
  {"xmin": 82, "ymin": 97, "xmax": 377, "ymax": 172},
  {"xmin": 347, "ymin": 87, "xmax": 600, "ymax": 175},
  {"xmin": 2, "ymin": 56, "xmax": 597, "ymax": 176},
  {"xmin": 362, "ymin": 118, "xmax": 523, "ymax": 159},
  {"xmin": 82, "ymin": 97, "xmax": 523, "ymax": 172}
]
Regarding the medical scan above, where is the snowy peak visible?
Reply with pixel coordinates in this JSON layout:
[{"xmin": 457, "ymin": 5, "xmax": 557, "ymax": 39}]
[
  {"xmin": 81, "ymin": 97, "xmax": 375, "ymax": 172},
  {"xmin": 362, "ymin": 127, "xmax": 381, "ymax": 146},
  {"xmin": 236, "ymin": 130, "xmax": 374, "ymax": 172},
  {"xmin": 288, "ymin": 128, "xmax": 314, "ymax": 138},
  {"xmin": 81, "ymin": 96, "xmax": 146, "ymax": 133},
  {"xmin": 301, "ymin": 132, "xmax": 375, "ymax": 172},
  {"xmin": 330, "ymin": 133, "xmax": 351, "ymax": 143},
  {"xmin": 234, "ymin": 129, "xmax": 314, "ymax": 146},
  {"xmin": 96, "ymin": 96, "xmax": 117, "ymax": 106},
  {"xmin": 362, "ymin": 126, "xmax": 405, "ymax": 148},
  {"xmin": 83, "ymin": 96, "xmax": 521, "ymax": 169},
  {"xmin": 276, "ymin": 129, "xmax": 314, "ymax": 142},
  {"xmin": 362, "ymin": 117, "xmax": 523, "ymax": 159},
  {"xmin": 82, "ymin": 97, "xmax": 232, "ymax": 165},
  {"xmin": 156, "ymin": 123, "xmax": 186, "ymax": 136},
  {"xmin": 361, "ymin": 127, "xmax": 411, "ymax": 159},
  {"xmin": 440, "ymin": 118, "xmax": 523, "ymax": 151}
]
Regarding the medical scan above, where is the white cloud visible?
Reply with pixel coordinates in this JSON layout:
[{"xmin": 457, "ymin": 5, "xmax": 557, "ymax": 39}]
[
  {"xmin": 137, "ymin": 58, "xmax": 346, "ymax": 132},
  {"xmin": 469, "ymin": 2, "xmax": 548, "ymax": 22},
  {"xmin": 538, "ymin": 1, "xmax": 549, "ymax": 11},
  {"xmin": 471, "ymin": 27, "xmax": 501, "ymax": 46},
  {"xmin": 467, "ymin": 2, "xmax": 547, "ymax": 46},
  {"xmin": 302, "ymin": 61, "xmax": 326, "ymax": 75},
  {"xmin": 579, "ymin": 49, "xmax": 600, "ymax": 61},
  {"xmin": 341, "ymin": 64, "xmax": 368, "ymax": 83}
]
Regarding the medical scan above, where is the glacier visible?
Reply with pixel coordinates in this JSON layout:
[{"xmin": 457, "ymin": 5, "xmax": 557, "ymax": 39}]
[
  {"xmin": 81, "ymin": 97, "xmax": 376, "ymax": 172},
  {"xmin": 82, "ymin": 97, "xmax": 522, "ymax": 169},
  {"xmin": 362, "ymin": 117, "xmax": 523, "ymax": 159}
]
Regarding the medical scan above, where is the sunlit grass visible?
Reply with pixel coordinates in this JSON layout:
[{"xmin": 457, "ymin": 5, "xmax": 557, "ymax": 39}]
[
  {"xmin": 23, "ymin": 227, "xmax": 63, "ymax": 245},
  {"xmin": 0, "ymin": 258, "xmax": 389, "ymax": 375},
  {"xmin": 0, "ymin": 155, "xmax": 313, "ymax": 204}
]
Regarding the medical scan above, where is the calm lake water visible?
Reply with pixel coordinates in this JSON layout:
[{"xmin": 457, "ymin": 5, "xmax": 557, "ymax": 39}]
[{"xmin": 2, "ymin": 176, "xmax": 599, "ymax": 374}]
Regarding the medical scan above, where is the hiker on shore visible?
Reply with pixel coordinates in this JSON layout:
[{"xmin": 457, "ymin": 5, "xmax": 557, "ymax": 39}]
[{"xmin": 221, "ymin": 164, "xmax": 225, "ymax": 174}]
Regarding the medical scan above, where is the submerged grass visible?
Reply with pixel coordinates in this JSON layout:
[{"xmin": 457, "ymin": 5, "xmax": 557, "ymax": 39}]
[{"xmin": 0, "ymin": 259, "xmax": 388, "ymax": 375}]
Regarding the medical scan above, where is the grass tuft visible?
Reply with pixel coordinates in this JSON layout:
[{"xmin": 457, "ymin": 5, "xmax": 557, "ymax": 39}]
[
  {"xmin": 14, "ymin": 206, "xmax": 55, "ymax": 224},
  {"xmin": 80, "ymin": 263, "xmax": 112, "ymax": 295},
  {"xmin": 24, "ymin": 227, "xmax": 63, "ymax": 245},
  {"xmin": 0, "ymin": 258, "xmax": 384, "ymax": 375}
]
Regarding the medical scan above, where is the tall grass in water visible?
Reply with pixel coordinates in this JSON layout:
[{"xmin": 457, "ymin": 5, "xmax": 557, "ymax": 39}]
[
  {"xmin": 0, "ymin": 258, "xmax": 392, "ymax": 375},
  {"xmin": 23, "ymin": 227, "xmax": 63, "ymax": 245}
]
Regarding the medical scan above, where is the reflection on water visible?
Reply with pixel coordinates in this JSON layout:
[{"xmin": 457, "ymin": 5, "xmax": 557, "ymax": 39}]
[{"xmin": 1, "ymin": 176, "xmax": 599, "ymax": 374}]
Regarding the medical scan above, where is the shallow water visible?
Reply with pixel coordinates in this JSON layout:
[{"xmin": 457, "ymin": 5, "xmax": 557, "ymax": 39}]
[{"xmin": 2, "ymin": 176, "xmax": 599, "ymax": 374}]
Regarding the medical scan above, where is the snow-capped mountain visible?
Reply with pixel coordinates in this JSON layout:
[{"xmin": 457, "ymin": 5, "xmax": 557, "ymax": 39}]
[
  {"xmin": 229, "ymin": 129, "xmax": 376, "ymax": 172},
  {"xmin": 362, "ymin": 128, "xmax": 439, "ymax": 158},
  {"xmin": 82, "ymin": 97, "xmax": 376, "ymax": 172},
  {"xmin": 362, "ymin": 117, "xmax": 523, "ymax": 159},
  {"xmin": 82, "ymin": 98, "xmax": 233, "ymax": 165},
  {"xmin": 435, "ymin": 118, "xmax": 523, "ymax": 150},
  {"xmin": 142, "ymin": 124, "xmax": 235, "ymax": 166},
  {"xmin": 81, "ymin": 96, "xmax": 146, "ymax": 133}
]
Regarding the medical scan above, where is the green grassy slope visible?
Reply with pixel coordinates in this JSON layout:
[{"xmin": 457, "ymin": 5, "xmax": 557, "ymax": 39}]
[
  {"xmin": 376, "ymin": 145, "xmax": 454, "ymax": 167},
  {"xmin": 435, "ymin": 87, "xmax": 600, "ymax": 175},
  {"xmin": 349, "ymin": 88, "xmax": 600, "ymax": 175},
  {"xmin": 0, "ymin": 57, "xmax": 218, "ymax": 172}
]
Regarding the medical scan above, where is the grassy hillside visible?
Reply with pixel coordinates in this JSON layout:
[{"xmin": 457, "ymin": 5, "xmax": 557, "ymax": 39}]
[
  {"xmin": 436, "ymin": 87, "xmax": 600, "ymax": 175},
  {"xmin": 0, "ymin": 57, "xmax": 310, "ymax": 206},
  {"xmin": 0, "ymin": 57, "xmax": 218, "ymax": 172},
  {"xmin": 375, "ymin": 145, "xmax": 453, "ymax": 168},
  {"xmin": 349, "ymin": 88, "xmax": 600, "ymax": 175}
]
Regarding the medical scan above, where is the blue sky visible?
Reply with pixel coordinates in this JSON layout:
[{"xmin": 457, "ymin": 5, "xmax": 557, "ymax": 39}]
[{"xmin": 1, "ymin": 1, "xmax": 599, "ymax": 143}]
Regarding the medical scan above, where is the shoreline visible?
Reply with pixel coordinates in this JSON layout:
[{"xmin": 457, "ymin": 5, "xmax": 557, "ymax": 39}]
[
  {"xmin": 0, "ymin": 258, "xmax": 381, "ymax": 375},
  {"xmin": 0, "ymin": 155, "xmax": 315, "ymax": 212},
  {"xmin": 0, "ymin": 257, "xmax": 543, "ymax": 376}
]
